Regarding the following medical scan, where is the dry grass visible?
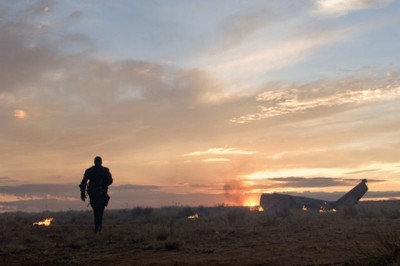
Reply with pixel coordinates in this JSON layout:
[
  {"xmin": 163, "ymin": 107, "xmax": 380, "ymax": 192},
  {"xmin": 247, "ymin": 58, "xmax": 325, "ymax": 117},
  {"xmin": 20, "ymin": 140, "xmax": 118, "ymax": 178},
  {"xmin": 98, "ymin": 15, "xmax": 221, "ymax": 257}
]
[
  {"xmin": 1, "ymin": 201, "xmax": 400, "ymax": 265},
  {"xmin": 355, "ymin": 230, "xmax": 400, "ymax": 265}
]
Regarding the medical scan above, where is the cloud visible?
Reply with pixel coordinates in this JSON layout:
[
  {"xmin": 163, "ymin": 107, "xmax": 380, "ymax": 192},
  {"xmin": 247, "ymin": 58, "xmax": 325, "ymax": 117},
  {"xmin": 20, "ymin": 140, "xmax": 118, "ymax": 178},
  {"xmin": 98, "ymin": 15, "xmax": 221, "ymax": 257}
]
[
  {"xmin": 66, "ymin": 10, "xmax": 84, "ymax": 21},
  {"xmin": 177, "ymin": 2, "xmax": 357, "ymax": 85},
  {"xmin": 265, "ymin": 177, "xmax": 384, "ymax": 188},
  {"xmin": 216, "ymin": 6, "xmax": 272, "ymax": 51},
  {"xmin": 0, "ymin": 1, "xmax": 98, "ymax": 93},
  {"xmin": 14, "ymin": 0, "xmax": 54, "ymax": 19},
  {"xmin": 0, "ymin": 184, "xmax": 77, "ymax": 197},
  {"xmin": 344, "ymin": 169, "xmax": 381, "ymax": 175},
  {"xmin": 202, "ymin": 158, "xmax": 231, "ymax": 163},
  {"xmin": 268, "ymin": 177, "xmax": 353, "ymax": 187},
  {"xmin": 231, "ymin": 80, "xmax": 400, "ymax": 123},
  {"xmin": 185, "ymin": 148, "xmax": 255, "ymax": 156},
  {"xmin": 242, "ymin": 177, "xmax": 384, "ymax": 191},
  {"xmin": 0, "ymin": 17, "xmax": 60, "ymax": 92},
  {"xmin": 314, "ymin": 0, "xmax": 394, "ymax": 17},
  {"xmin": 361, "ymin": 191, "xmax": 400, "ymax": 199},
  {"xmin": 0, "ymin": 3, "xmax": 245, "ymax": 181},
  {"xmin": 200, "ymin": 26, "xmax": 346, "ymax": 83},
  {"xmin": 0, "ymin": 183, "xmax": 227, "ymax": 212},
  {"xmin": 0, "ymin": 183, "xmax": 167, "ymax": 199},
  {"xmin": 112, "ymin": 184, "xmax": 160, "ymax": 191}
]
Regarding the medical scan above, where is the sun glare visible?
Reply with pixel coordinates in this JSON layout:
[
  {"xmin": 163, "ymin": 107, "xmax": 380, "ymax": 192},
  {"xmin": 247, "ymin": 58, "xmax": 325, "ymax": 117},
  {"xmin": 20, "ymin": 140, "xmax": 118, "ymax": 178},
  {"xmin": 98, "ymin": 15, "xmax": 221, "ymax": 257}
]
[
  {"xmin": 243, "ymin": 200, "xmax": 258, "ymax": 207},
  {"xmin": 14, "ymin": 109, "xmax": 27, "ymax": 119},
  {"xmin": 243, "ymin": 199, "xmax": 263, "ymax": 211}
]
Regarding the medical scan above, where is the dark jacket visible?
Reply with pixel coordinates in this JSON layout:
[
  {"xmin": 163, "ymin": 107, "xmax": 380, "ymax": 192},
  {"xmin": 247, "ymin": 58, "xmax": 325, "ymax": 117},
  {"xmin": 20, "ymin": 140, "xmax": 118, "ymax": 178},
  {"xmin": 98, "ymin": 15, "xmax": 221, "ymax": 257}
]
[{"xmin": 80, "ymin": 165, "xmax": 113, "ymax": 197}]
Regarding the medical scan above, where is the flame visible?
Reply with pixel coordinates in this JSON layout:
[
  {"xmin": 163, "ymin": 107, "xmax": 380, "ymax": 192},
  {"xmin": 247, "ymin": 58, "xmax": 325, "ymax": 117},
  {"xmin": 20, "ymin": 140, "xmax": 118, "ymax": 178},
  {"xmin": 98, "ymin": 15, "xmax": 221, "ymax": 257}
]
[
  {"xmin": 249, "ymin": 205, "xmax": 264, "ymax": 211},
  {"xmin": 187, "ymin": 214, "xmax": 199, "ymax": 219},
  {"xmin": 302, "ymin": 205, "xmax": 308, "ymax": 211},
  {"xmin": 243, "ymin": 199, "xmax": 264, "ymax": 211},
  {"xmin": 319, "ymin": 207, "xmax": 337, "ymax": 213},
  {"xmin": 33, "ymin": 218, "xmax": 53, "ymax": 226}
]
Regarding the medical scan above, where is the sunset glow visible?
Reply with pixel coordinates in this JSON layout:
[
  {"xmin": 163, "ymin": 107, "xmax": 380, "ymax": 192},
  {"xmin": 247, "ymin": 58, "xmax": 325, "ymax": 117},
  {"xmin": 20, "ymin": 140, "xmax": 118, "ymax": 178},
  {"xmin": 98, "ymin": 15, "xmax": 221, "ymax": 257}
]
[
  {"xmin": 1, "ymin": 0, "xmax": 400, "ymax": 212},
  {"xmin": 13, "ymin": 109, "xmax": 27, "ymax": 119},
  {"xmin": 243, "ymin": 200, "xmax": 259, "ymax": 207},
  {"xmin": 243, "ymin": 199, "xmax": 264, "ymax": 212}
]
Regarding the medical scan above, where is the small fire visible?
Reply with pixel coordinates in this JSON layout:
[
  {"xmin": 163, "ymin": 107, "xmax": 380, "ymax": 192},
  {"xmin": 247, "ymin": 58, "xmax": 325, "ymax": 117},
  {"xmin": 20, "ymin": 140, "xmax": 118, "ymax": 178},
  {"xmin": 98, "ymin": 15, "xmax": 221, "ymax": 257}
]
[
  {"xmin": 319, "ymin": 207, "xmax": 337, "ymax": 213},
  {"xmin": 187, "ymin": 214, "xmax": 199, "ymax": 219},
  {"xmin": 33, "ymin": 218, "xmax": 53, "ymax": 226},
  {"xmin": 250, "ymin": 205, "xmax": 264, "ymax": 212},
  {"xmin": 302, "ymin": 205, "xmax": 308, "ymax": 211}
]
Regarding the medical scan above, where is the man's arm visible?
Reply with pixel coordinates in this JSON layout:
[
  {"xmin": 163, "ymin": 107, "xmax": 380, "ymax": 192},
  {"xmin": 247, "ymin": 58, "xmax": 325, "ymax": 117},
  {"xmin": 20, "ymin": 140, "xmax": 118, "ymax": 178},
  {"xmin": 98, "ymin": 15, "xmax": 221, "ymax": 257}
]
[
  {"xmin": 106, "ymin": 168, "xmax": 113, "ymax": 186},
  {"xmin": 79, "ymin": 170, "xmax": 90, "ymax": 201}
]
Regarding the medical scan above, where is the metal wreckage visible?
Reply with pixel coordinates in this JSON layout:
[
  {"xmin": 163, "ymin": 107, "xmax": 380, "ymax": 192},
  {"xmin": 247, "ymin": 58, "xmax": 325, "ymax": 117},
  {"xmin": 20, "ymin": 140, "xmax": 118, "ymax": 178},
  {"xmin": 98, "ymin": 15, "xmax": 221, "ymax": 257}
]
[{"xmin": 260, "ymin": 179, "xmax": 368, "ymax": 212}]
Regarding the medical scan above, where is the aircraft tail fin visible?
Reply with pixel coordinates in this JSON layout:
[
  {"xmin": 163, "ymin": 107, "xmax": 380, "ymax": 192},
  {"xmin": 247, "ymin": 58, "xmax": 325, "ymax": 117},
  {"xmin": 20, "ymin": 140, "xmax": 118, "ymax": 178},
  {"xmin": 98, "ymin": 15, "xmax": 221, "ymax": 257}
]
[{"xmin": 334, "ymin": 179, "xmax": 368, "ymax": 208}]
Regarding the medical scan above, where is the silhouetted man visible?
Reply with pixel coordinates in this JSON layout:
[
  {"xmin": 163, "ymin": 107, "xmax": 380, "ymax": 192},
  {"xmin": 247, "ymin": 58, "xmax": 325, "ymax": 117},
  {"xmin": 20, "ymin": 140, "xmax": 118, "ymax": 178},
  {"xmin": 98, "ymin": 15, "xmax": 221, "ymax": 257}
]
[{"xmin": 79, "ymin": 156, "xmax": 113, "ymax": 233}]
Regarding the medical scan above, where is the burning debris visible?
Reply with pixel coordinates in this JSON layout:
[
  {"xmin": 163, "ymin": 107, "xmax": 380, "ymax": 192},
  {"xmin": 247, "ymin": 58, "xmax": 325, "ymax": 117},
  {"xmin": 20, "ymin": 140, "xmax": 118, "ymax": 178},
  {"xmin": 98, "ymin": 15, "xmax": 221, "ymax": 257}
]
[
  {"xmin": 33, "ymin": 218, "xmax": 53, "ymax": 226},
  {"xmin": 302, "ymin": 204, "xmax": 337, "ymax": 213},
  {"xmin": 260, "ymin": 179, "xmax": 368, "ymax": 213},
  {"xmin": 319, "ymin": 207, "xmax": 337, "ymax": 213},
  {"xmin": 247, "ymin": 205, "xmax": 264, "ymax": 212},
  {"xmin": 187, "ymin": 214, "xmax": 199, "ymax": 219}
]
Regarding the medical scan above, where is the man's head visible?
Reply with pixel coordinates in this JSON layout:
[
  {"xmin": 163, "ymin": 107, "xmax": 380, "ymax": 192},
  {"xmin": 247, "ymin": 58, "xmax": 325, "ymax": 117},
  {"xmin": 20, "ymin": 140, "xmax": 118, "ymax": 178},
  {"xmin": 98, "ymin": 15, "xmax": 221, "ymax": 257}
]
[{"xmin": 94, "ymin": 156, "xmax": 102, "ymax": 166}]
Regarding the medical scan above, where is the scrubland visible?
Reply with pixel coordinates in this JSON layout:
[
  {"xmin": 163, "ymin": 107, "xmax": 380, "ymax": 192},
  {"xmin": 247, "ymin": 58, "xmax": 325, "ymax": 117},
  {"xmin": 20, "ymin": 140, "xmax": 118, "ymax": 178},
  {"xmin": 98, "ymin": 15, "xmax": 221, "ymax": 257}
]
[{"xmin": 1, "ymin": 201, "xmax": 400, "ymax": 265}]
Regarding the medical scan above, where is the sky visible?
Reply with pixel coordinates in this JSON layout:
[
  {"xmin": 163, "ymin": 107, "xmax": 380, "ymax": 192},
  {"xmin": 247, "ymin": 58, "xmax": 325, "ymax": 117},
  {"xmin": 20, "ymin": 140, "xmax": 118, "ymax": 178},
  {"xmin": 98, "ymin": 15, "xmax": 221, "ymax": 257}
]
[{"xmin": 1, "ymin": 0, "xmax": 400, "ymax": 212}]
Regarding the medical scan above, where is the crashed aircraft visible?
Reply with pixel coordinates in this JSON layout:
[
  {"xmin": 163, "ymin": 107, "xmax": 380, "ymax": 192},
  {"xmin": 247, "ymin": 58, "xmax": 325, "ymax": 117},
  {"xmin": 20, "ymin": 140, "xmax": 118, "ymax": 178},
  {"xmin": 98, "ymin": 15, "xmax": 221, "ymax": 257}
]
[{"xmin": 260, "ymin": 179, "xmax": 368, "ymax": 212}]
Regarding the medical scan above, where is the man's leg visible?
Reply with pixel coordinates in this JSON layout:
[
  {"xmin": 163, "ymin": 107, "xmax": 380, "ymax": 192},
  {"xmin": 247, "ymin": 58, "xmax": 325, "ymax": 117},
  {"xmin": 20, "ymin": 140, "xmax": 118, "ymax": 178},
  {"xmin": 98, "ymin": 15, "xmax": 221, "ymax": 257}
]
[
  {"xmin": 91, "ymin": 200, "xmax": 100, "ymax": 233},
  {"xmin": 97, "ymin": 204, "xmax": 105, "ymax": 232},
  {"xmin": 92, "ymin": 200, "xmax": 106, "ymax": 233}
]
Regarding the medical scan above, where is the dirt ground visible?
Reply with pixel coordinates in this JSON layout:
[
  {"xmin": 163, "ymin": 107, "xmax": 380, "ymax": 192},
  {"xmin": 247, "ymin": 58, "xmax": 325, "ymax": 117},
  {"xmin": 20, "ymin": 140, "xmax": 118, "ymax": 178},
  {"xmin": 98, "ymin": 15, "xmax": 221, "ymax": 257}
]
[{"xmin": 1, "ymin": 201, "xmax": 400, "ymax": 265}]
